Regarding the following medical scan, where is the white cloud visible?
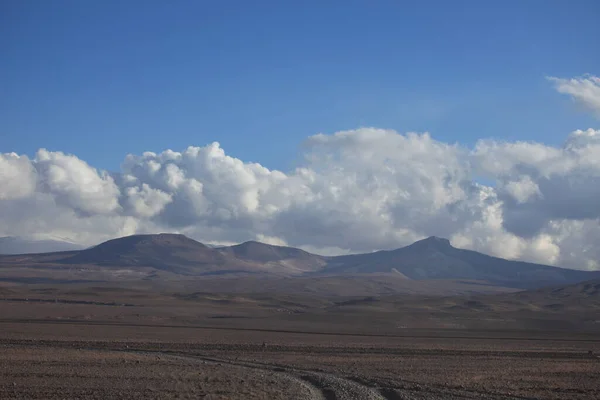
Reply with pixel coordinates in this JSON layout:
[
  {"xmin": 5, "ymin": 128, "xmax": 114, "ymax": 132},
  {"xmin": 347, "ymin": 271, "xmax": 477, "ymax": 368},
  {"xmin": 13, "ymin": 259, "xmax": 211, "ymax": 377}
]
[
  {"xmin": 2, "ymin": 128, "xmax": 600, "ymax": 270},
  {"xmin": 255, "ymin": 234, "xmax": 288, "ymax": 247},
  {"xmin": 503, "ymin": 176, "xmax": 542, "ymax": 204},
  {"xmin": 1, "ymin": 76, "xmax": 600, "ymax": 270},
  {"xmin": 473, "ymin": 129, "xmax": 600, "ymax": 240},
  {"xmin": 0, "ymin": 153, "xmax": 37, "ymax": 200},
  {"xmin": 549, "ymin": 74, "xmax": 600, "ymax": 116},
  {"xmin": 273, "ymin": 129, "xmax": 474, "ymax": 252},
  {"xmin": 35, "ymin": 149, "xmax": 121, "ymax": 215},
  {"xmin": 124, "ymin": 184, "xmax": 173, "ymax": 218}
]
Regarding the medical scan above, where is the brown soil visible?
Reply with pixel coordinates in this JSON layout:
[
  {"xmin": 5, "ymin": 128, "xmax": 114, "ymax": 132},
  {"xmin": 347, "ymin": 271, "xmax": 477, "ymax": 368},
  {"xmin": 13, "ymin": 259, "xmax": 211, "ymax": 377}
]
[
  {"xmin": 1, "ymin": 323, "xmax": 599, "ymax": 399},
  {"xmin": 0, "ymin": 283, "xmax": 598, "ymax": 399}
]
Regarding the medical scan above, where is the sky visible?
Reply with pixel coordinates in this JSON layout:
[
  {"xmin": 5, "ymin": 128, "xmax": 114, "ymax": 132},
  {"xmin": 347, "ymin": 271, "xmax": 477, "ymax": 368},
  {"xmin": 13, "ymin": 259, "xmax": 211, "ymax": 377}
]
[{"xmin": 1, "ymin": 1, "xmax": 600, "ymax": 270}]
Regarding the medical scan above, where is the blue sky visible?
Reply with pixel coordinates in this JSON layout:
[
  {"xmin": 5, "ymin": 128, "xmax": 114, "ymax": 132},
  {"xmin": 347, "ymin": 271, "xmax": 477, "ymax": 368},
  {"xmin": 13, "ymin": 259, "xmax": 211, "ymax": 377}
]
[{"xmin": 2, "ymin": 0, "xmax": 599, "ymax": 171}]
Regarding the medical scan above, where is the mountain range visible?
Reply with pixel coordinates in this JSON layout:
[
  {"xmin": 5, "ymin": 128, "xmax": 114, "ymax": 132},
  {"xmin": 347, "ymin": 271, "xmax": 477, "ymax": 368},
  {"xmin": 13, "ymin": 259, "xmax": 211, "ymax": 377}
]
[
  {"xmin": 0, "ymin": 236, "xmax": 84, "ymax": 255},
  {"xmin": 0, "ymin": 233, "xmax": 598, "ymax": 290}
]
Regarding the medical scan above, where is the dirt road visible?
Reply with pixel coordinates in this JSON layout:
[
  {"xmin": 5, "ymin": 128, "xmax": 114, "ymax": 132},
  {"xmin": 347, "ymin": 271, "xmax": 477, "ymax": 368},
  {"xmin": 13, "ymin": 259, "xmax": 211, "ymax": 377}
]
[{"xmin": 2, "ymin": 331, "xmax": 598, "ymax": 399}]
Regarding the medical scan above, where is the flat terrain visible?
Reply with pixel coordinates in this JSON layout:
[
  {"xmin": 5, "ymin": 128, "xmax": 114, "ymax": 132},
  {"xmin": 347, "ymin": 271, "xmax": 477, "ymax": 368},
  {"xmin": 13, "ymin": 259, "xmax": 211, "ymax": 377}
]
[
  {"xmin": 0, "ymin": 282, "xmax": 598, "ymax": 399},
  {"xmin": 1, "ymin": 325, "xmax": 599, "ymax": 399}
]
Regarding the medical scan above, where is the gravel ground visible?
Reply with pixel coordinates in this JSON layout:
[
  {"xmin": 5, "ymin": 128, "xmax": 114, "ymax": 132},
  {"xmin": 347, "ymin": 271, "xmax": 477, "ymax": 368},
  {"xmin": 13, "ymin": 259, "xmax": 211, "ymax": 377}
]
[{"xmin": 2, "ymin": 335, "xmax": 597, "ymax": 399}]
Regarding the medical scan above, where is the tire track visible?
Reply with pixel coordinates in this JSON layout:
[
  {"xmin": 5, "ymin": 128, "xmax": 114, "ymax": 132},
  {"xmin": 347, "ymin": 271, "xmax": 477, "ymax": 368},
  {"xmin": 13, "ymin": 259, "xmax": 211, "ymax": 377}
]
[
  {"xmin": 159, "ymin": 352, "xmax": 532, "ymax": 400},
  {"xmin": 157, "ymin": 352, "xmax": 385, "ymax": 400},
  {"xmin": 0, "ymin": 339, "xmax": 574, "ymax": 399}
]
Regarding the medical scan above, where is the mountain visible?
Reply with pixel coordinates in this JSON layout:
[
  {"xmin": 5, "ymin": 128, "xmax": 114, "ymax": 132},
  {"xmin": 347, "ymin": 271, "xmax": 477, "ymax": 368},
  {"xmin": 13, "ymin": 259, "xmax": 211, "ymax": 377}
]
[
  {"xmin": 322, "ymin": 236, "xmax": 599, "ymax": 288},
  {"xmin": 217, "ymin": 241, "xmax": 326, "ymax": 273},
  {"xmin": 3, "ymin": 233, "xmax": 325, "ymax": 277},
  {"xmin": 0, "ymin": 236, "xmax": 84, "ymax": 255},
  {"xmin": 64, "ymin": 235, "xmax": 327, "ymax": 275},
  {"xmin": 62, "ymin": 234, "xmax": 328, "ymax": 276},
  {"xmin": 0, "ymin": 234, "xmax": 598, "ymax": 290},
  {"xmin": 62, "ymin": 233, "xmax": 259, "ymax": 275}
]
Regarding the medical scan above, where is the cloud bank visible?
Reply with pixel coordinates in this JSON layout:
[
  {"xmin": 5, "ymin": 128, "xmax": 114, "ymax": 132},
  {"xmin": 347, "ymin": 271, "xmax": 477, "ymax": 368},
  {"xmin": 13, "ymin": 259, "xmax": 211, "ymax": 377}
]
[
  {"xmin": 549, "ymin": 74, "xmax": 600, "ymax": 116},
  {"xmin": 1, "ymin": 75, "xmax": 599, "ymax": 270}
]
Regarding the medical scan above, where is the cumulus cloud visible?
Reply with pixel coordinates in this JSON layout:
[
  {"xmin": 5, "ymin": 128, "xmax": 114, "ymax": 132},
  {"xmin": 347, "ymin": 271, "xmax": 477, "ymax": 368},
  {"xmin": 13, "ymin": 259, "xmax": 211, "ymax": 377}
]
[
  {"xmin": 35, "ymin": 149, "xmax": 121, "ymax": 215},
  {"xmin": 0, "ymin": 153, "xmax": 37, "ymax": 200},
  {"xmin": 2, "ymin": 127, "xmax": 599, "ymax": 270},
  {"xmin": 549, "ymin": 74, "xmax": 600, "ymax": 116},
  {"xmin": 474, "ymin": 129, "xmax": 600, "ymax": 238},
  {"xmin": 123, "ymin": 184, "xmax": 173, "ymax": 218},
  {"xmin": 1, "ymin": 76, "xmax": 600, "ymax": 270},
  {"xmin": 273, "ymin": 130, "xmax": 474, "ymax": 252}
]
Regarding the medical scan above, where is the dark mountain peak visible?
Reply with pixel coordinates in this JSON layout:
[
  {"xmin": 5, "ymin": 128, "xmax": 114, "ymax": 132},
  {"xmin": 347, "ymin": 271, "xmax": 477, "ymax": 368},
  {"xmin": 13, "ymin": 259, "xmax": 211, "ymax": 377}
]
[
  {"xmin": 62, "ymin": 233, "xmax": 211, "ymax": 267},
  {"xmin": 86, "ymin": 233, "xmax": 207, "ymax": 251},
  {"xmin": 409, "ymin": 236, "xmax": 453, "ymax": 250},
  {"xmin": 221, "ymin": 240, "xmax": 319, "ymax": 263},
  {"xmin": 135, "ymin": 233, "xmax": 206, "ymax": 246},
  {"xmin": 423, "ymin": 236, "xmax": 451, "ymax": 244},
  {"xmin": 237, "ymin": 240, "xmax": 271, "ymax": 248}
]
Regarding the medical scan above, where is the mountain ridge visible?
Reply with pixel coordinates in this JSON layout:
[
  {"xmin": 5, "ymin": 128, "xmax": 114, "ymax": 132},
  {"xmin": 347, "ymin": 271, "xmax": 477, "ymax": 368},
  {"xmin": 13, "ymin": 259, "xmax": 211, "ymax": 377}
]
[
  {"xmin": 0, "ymin": 233, "xmax": 598, "ymax": 289},
  {"xmin": 321, "ymin": 235, "xmax": 596, "ymax": 288},
  {"xmin": 0, "ymin": 236, "xmax": 85, "ymax": 255}
]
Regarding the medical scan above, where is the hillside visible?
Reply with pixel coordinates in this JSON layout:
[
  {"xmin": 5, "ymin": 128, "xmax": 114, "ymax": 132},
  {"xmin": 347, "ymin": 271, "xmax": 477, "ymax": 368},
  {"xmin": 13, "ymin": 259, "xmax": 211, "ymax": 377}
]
[
  {"xmin": 510, "ymin": 278, "xmax": 600, "ymax": 308},
  {"xmin": 64, "ymin": 234, "xmax": 220, "ymax": 272},
  {"xmin": 0, "ymin": 234, "xmax": 327, "ymax": 277},
  {"xmin": 0, "ymin": 234, "xmax": 598, "ymax": 291},
  {"xmin": 217, "ymin": 241, "xmax": 326, "ymax": 273},
  {"xmin": 322, "ymin": 236, "xmax": 598, "ymax": 288},
  {"xmin": 315, "ymin": 278, "xmax": 600, "ymax": 331}
]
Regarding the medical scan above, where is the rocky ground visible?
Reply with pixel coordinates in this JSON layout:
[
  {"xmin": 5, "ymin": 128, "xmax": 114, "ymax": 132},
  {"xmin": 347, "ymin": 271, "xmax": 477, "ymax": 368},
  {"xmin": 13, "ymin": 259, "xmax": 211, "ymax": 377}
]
[
  {"xmin": 1, "ymin": 323, "xmax": 598, "ymax": 399},
  {"xmin": 0, "ymin": 282, "xmax": 598, "ymax": 399}
]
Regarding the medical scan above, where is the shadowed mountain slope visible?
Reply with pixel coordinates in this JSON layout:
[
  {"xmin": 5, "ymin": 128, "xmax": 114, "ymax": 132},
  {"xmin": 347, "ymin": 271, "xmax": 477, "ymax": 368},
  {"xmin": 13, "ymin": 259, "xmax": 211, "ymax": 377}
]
[
  {"xmin": 217, "ymin": 241, "xmax": 326, "ymax": 273},
  {"xmin": 322, "ymin": 236, "xmax": 599, "ymax": 288},
  {"xmin": 62, "ymin": 234, "xmax": 248, "ymax": 275},
  {"xmin": 56, "ymin": 234, "xmax": 326, "ymax": 276},
  {"xmin": 0, "ymin": 234, "xmax": 598, "ymax": 290}
]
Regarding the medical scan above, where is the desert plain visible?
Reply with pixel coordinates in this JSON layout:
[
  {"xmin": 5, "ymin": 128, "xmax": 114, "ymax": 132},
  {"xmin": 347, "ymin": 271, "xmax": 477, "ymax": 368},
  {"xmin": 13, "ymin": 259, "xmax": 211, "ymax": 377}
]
[{"xmin": 0, "ymin": 278, "xmax": 599, "ymax": 400}]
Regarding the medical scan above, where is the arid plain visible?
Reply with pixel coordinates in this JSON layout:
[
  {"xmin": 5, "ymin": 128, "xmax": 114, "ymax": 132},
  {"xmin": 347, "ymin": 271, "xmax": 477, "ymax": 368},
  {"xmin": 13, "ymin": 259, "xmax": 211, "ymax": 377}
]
[{"xmin": 0, "ymin": 234, "xmax": 599, "ymax": 399}]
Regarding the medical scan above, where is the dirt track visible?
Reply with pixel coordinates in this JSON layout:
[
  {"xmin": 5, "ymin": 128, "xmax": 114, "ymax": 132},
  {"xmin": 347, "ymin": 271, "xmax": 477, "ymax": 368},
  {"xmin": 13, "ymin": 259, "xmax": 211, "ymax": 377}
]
[
  {"xmin": 0, "ymin": 343, "xmax": 519, "ymax": 399},
  {"xmin": 1, "ymin": 329, "xmax": 598, "ymax": 399},
  {"xmin": 0, "ymin": 289, "xmax": 598, "ymax": 399}
]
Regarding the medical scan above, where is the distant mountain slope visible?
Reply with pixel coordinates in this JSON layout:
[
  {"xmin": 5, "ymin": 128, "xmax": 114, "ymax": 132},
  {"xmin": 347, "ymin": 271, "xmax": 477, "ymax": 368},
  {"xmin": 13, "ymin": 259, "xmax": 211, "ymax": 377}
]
[
  {"xmin": 218, "ymin": 241, "xmax": 326, "ymax": 273},
  {"xmin": 322, "ymin": 236, "xmax": 600, "ymax": 288},
  {"xmin": 0, "ymin": 236, "xmax": 84, "ymax": 255},
  {"xmin": 59, "ymin": 234, "xmax": 326, "ymax": 276},
  {"xmin": 62, "ymin": 233, "xmax": 251, "ymax": 275},
  {"xmin": 0, "ymin": 234, "xmax": 598, "ymax": 290}
]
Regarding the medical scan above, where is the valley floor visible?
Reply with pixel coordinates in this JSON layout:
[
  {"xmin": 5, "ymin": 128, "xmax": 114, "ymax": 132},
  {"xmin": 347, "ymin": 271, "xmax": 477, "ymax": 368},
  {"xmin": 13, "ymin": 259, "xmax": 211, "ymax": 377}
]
[
  {"xmin": 1, "ymin": 321, "xmax": 599, "ymax": 399},
  {"xmin": 0, "ymin": 282, "xmax": 598, "ymax": 399}
]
